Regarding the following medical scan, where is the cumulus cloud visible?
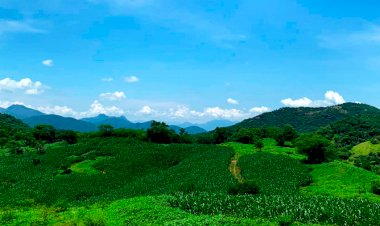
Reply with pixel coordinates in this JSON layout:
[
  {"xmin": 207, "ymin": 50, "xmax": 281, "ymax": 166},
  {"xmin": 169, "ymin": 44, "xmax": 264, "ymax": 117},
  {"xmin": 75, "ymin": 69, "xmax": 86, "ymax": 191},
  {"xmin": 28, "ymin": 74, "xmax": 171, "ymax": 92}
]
[
  {"xmin": 125, "ymin": 76, "xmax": 139, "ymax": 83},
  {"xmin": 227, "ymin": 98, "xmax": 239, "ymax": 105},
  {"xmin": 99, "ymin": 91, "xmax": 126, "ymax": 101},
  {"xmin": 102, "ymin": 77, "xmax": 114, "ymax": 82},
  {"xmin": 281, "ymin": 91, "xmax": 346, "ymax": 107},
  {"xmin": 250, "ymin": 106, "xmax": 271, "ymax": 114},
  {"xmin": 80, "ymin": 100, "xmax": 124, "ymax": 117},
  {"xmin": 0, "ymin": 77, "xmax": 47, "ymax": 95},
  {"xmin": 37, "ymin": 106, "xmax": 76, "ymax": 117},
  {"xmin": 324, "ymin": 91, "xmax": 345, "ymax": 104},
  {"xmin": 139, "ymin": 105, "xmax": 152, "ymax": 114},
  {"xmin": 42, "ymin": 59, "xmax": 53, "ymax": 67},
  {"xmin": 281, "ymin": 97, "xmax": 313, "ymax": 107}
]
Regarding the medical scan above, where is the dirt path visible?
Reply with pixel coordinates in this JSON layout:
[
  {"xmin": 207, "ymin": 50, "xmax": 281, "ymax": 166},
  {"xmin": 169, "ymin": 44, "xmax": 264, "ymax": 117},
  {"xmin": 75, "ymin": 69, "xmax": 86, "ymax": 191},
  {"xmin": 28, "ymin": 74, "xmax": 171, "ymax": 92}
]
[{"xmin": 229, "ymin": 158, "xmax": 245, "ymax": 183}]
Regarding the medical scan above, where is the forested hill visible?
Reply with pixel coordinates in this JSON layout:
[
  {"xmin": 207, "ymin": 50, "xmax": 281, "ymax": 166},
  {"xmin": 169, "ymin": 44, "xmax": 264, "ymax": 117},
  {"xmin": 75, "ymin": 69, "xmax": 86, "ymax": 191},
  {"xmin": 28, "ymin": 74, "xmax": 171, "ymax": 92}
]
[{"xmin": 234, "ymin": 103, "xmax": 380, "ymax": 132}]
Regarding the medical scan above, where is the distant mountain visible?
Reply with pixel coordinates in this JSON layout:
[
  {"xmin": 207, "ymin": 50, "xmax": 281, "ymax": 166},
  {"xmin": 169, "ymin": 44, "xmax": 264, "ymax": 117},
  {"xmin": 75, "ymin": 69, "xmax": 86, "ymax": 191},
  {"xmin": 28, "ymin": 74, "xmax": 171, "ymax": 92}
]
[
  {"xmin": 234, "ymin": 103, "xmax": 380, "ymax": 132},
  {"xmin": 178, "ymin": 120, "xmax": 235, "ymax": 131},
  {"xmin": 4, "ymin": 105, "xmax": 45, "ymax": 119},
  {"xmin": 23, "ymin": 115, "xmax": 97, "ymax": 132},
  {"xmin": 183, "ymin": 126, "xmax": 207, "ymax": 134},
  {"xmin": 82, "ymin": 114, "xmax": 135, "ymax": 128},
  {"xmin": 0, "ymin": 108, "xmax": 5, "ymax": 113}
]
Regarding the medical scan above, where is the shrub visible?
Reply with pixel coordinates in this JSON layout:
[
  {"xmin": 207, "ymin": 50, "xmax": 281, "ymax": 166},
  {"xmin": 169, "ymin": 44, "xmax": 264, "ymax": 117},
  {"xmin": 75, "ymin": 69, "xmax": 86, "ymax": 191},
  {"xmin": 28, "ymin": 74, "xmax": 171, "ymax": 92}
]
[
  {"xmin": 371, "ymin": 180, "xmax": 380, "ymax": 195},
  {"xmin": 228, "ymin": 181, "xmax": 260, "ymax": 195}
]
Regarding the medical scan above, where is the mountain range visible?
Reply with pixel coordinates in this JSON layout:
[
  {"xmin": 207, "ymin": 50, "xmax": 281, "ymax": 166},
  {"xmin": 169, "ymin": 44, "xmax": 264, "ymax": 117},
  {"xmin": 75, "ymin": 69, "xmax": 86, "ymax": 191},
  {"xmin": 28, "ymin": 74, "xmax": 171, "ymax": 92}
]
[{"xmin": 0, "ymin": 105, "xmax": 210, "ymax": 134}]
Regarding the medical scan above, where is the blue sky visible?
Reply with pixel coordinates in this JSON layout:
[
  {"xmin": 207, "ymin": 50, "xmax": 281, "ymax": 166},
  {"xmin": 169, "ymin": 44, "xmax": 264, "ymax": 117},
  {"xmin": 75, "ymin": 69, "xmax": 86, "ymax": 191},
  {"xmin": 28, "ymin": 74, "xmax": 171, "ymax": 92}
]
[{"xmin": 1, "ymin": 0, "xmax": 380, "ymax": 123}]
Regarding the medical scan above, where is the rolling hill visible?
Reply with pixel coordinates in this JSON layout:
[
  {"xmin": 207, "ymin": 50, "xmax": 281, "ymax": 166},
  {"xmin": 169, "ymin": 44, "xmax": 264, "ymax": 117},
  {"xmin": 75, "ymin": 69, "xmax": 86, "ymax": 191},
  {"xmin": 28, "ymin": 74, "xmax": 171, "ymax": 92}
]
[
  {"xmin": 234, "ymin": 103, "xmax": 380, "ymax": 132},
  {"xmin": 178, "ymin": 120, "xmax": 235, "ymax": 131}
]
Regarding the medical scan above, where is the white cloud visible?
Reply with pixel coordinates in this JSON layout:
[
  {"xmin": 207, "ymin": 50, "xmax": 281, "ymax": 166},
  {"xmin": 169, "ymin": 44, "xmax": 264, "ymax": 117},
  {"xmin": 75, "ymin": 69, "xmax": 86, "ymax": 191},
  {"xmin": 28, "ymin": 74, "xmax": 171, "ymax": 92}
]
[
  {"xmin": 42, "ymin": 59, "xmax": 53, "ymax": 67},
  {"xmin": 37, "ymin": 106, "xmax": 76, "ymax": 117},
  {"xmin": 139, "ymin": 105, "xmax": 152, "ymax": 114},
  {"xmin": 80, "ymin": 100, "xmax": 124, "ymax": 117},
  {"xmin": 250, "ymin": 106, "xmax": 271, "ymax": 114},
  {"xmin": 281, "ymin": 91, "xmax": 346, "ymax": 107},
  {"xmin": 325, "ymin": 90, "xmax": 345, "ymax": 105},
  {"xmin": 102, "ymin": 77, "xmax": 114, "ymax": 82},
  {"xmin": 99, "ymin": 91, "xmax": 126, "ymax": 101},
  {"xmin": 0, "ymin": 100, "xmax": 25, "ymax": 108},
  {"xmin": 0, "ymin": 77, "xmax": 47, "ymax": 95},
  {"xmin": 281, "ymin": 97, "xmax": 313, "ymax": 107},
  {"xmin": 227, "ymin": 98, "xmax": 239, "ymax": 105},
  {"xmin": 125, "ymin": 76, "xmax": 139, "ymax": 83},
  {"xmin": 0, "ymin": 20, "xmax": 46, "ymax": 36}
]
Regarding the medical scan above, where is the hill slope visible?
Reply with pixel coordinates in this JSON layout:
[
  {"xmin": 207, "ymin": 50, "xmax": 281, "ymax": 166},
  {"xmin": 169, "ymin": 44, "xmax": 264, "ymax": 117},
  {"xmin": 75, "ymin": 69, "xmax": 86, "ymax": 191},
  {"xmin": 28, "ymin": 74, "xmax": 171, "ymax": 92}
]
[
  {"xmin": 235, "ymin": 103, "xmax": 380, "ymax": 132},
  {"xmin": 4, "ymin": 105, "xmax": 45, "ymax": 119},
  {"xmin": 23, "ymin": 115, "xmax": 97, "ymax": 132}
]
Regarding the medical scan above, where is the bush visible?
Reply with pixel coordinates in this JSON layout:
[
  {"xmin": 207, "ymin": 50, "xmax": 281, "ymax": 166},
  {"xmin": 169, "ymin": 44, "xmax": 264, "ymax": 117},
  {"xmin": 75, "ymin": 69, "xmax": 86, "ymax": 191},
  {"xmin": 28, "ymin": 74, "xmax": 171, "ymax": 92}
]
[
  {"xmin": 228, "ymin": 181, "xmax": 260, "ymax": 195},
  {"xmin": 371, "ymin": 180, "xmax": 380, "ymax": 195}
]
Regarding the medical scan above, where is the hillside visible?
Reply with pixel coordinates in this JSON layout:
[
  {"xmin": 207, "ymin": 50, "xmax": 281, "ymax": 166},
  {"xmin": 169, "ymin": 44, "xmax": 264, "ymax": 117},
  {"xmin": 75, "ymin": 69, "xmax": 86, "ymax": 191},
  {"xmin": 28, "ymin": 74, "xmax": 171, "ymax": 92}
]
[
  {"xmin": 0, "ymin": 113, "xmax": 30, "ymax": 133},
  {"xmin": 3, "ymin": 105, "xmax": 45, "ymax": 119},
  {"xmin": 23, "ymin": 115, "xmax": 97, "ymax": 132},
  {"xmin": 235, "ymin": 103, "xmax": 380, "ymax": 132}
]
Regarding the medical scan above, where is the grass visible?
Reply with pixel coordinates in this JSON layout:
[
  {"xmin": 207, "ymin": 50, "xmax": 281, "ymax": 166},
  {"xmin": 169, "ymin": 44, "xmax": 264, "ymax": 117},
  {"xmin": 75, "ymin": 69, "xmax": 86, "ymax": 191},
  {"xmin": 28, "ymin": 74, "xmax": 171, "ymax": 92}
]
[
  {"xmin": 70, "ymin": 156, "xmax": 112, "ymax": 174},
  {"xmin": 351, "ymin": 141, "xmax": 380, "ymax": 157},
  {"xmin": 221, "ymin": 138, "xmax": 306, "ymax": 160},
  {"xmin": 301, "ymin": 161, "xmax": 380, "ymax": 202},
  {"xmin": 0, "ymin": 196, "xmax": 276, "ymax": 226}
]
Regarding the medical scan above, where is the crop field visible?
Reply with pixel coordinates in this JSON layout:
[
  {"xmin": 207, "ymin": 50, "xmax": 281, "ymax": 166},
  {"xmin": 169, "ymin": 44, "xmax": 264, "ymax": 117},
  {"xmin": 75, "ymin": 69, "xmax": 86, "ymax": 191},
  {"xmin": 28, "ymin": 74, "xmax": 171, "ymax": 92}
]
[
  {"xmin": 237, "ymin": 152, "xmax": 311, "ymax": 195},
  {"xmin": 170, "ymin": 192, "xmax": 380, "ymax": 226},
  {"xmin": 0, "ymin": 137, "xmax": 236, "ymax": 209}
]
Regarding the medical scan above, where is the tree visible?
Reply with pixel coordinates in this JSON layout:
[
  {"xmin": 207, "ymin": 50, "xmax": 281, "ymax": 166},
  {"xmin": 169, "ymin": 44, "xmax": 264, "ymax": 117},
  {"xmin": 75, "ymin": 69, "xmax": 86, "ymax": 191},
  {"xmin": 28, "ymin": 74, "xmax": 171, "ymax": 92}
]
[
  {"xmin": 213, "ymin": 127, "xmax": 232, "ymax": 144},
  {"xmin": 179, "ymin": 128, "xmax": 192, "ymax": 143},
  {"xmin": 33, "ymin": 125, "xmax": 57, "ymax": 143},
  {"xmin": 255, "ymin": 140, "xmax": 264, "ymax": 151},
  {"xmin": 98, "ymin": 124, "xmax": 114, "ymax": 137},
  {"xmin": 147, "ymin": 121, "xmax": 177, "ymax": 144},
  {"xmin": 275, "ymin": 125, "xmax": 298, "ymax": 147},
  {"xmin": 57, "ymin": 130, "xmax": 78, "ymax": 144},
  {"xmin": 295, "ymin": 134, "xmax": 330, "ymax": 164}
]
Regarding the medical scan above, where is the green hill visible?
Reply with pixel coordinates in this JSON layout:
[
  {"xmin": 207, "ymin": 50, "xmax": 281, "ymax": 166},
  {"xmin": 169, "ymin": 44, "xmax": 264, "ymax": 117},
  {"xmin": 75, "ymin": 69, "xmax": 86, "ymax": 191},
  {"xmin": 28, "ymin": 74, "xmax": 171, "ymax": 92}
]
[{"xmin": 235, "ymin": 103, "xmax": 380, "ymax": 132}]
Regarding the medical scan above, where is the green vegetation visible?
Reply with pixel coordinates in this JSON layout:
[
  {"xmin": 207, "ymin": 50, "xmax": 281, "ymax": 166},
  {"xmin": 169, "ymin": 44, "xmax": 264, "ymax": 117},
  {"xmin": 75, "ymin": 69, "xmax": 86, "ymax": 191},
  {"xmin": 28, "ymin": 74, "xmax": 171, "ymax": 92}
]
[
  {"xmin": 301, "ymin": 161, "xmax": 380, "ymax": 201},
  {"xmin": 2, "ymin": 102, "xmax": 380, "ymax": 225},
  {"xmin": 221, "ymin": 138, "xmax": 305, "ymax": 160},
  {"xmin": 170, "ymin": 192, "xmax": 380, "ymax": 226},
  {"xmin": 238, "ymin": 153, "xmax": 311, "ymax": 195},
  {"xmin": 235, "ymin": 102, "xmax": 380, "ymax": 132}
]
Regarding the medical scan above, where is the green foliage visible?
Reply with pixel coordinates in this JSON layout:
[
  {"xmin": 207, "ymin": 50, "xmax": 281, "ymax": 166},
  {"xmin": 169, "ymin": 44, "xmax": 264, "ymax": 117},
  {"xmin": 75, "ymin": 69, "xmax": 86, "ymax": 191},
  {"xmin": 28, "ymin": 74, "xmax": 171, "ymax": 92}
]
[
  {"xmin": 301, "ymin": 161, "xmax": 380, "ymax": 201},
  {"xmin": 98, "ymin": 124, "xmax": 114, "ymax": 137},
  {"xmin": 235, "ymin": 102, "xmax": 380, "ymax": 132},
  {"xmin": 33, "ymin": 124, "xmax": 57, "ymax": 143},
  {"xmin": 294, "ymin": 134, "xmax": 330, "ymax": 164},
  {"xmin": 228, "ymin": 181, "xmax": 260, "ymax": 195},
  {"xmin": 275, "ymin": 124, "xmax": 298, "ymax": 146},
  {"xmin": 170, "ymin": 192, "xmax": 380, "ymax": 226},
  {"xmin": 56, "ymin": 130, "xmax": 78, "ymax": 144},
  {"xmin": 371, "ymin": 180, "xmax": 380, "ymax": 195},
  {"xmin": 147, "ymin": 121, "xmax": 179, "ymax": 144},
  {"xmin": 238, "ymin": 153, "xmax": 310, "ymax": 195},
  {"xmin": 0, "ymin": 137, "xmax": 235, "ymax": 208}
]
